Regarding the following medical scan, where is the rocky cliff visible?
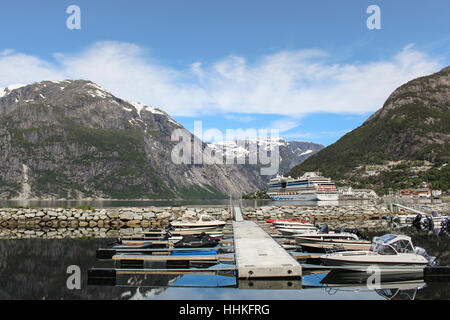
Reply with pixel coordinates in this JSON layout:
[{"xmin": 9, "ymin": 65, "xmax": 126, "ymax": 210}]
[
  {"xmin": 289, "ymin": 66, "xmax": 450, "ymax": 189},
  {"xmin": 0, "ymin": 80, "xmax": 270, "ymax": 199}
]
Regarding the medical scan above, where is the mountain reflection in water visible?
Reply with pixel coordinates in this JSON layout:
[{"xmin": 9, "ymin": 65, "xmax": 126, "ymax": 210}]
[
  {"xmin": 0, "ymin": 231, "xmax": 449, "ymax": 300},
  {"xmin": 0, "ymin": 238, "xmax": 177, "ymax": 300}
]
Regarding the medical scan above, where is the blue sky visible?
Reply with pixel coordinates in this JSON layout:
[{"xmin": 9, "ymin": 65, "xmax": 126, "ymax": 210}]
[{"xmin": 1, "ymin": 0, "xmax": 449, "ymax": 146}]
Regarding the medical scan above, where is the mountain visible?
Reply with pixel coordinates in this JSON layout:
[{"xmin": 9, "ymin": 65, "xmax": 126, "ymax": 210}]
[
  {"xmin": 288, "ymin": 66, "xmax": 450, "ymax": 192},
  {"xmin": 0, "ymin": 80, "xmax": 269, "ymax": 200},
  {"xmin": 207, "ymin": 138, "xmax": 323, "ymax": 174}
]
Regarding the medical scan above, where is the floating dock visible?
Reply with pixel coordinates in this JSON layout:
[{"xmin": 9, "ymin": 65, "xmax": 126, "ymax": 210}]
[{"xmin": 233, "ymin": 220, "xmax": 302, "ymax": 279}]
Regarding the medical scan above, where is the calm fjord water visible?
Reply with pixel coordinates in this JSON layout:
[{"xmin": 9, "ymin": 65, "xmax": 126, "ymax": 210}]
[{"xmin": 0, "ymin": 232, "xmax": 449, "ymax": 300}]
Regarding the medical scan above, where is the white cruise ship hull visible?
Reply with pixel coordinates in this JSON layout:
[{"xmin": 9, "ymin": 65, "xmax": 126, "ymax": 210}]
[{"xmin": 268, "ymin": 192, "xmax": 339, "ymax": 201}]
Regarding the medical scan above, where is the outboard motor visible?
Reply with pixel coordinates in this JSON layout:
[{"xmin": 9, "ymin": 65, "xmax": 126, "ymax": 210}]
[
  {"xmin": 421, "ymin": 216, "xmax": 434, "ymax": 232},
  {"xmin": 163, "ymin": 231, "xmax": 172, "ymax": 240},
  {"xmin": 412, "ymin": 214, "xmax": 422, "ymax": 231},
  {"xmin": 414, "ymin": 246, "xmax": 437, "ymax": 265},
  {"xmin": 441, "ymin": 217, "xmax": 450, "ymax": 237},
  {"xmin": 319, "ymin": 224, "xmax": 329, "ymax": 234},
  {"xmin": 351, "ymin": 229, "xmax": 365, "ymax": 240}
]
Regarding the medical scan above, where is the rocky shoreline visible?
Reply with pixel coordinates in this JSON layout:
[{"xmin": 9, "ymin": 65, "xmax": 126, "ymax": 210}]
[{"xmin": 0, "ymin": 203, "xmax": 448, "ymax": 239}]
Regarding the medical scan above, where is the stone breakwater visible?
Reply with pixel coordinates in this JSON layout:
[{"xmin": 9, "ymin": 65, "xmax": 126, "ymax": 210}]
[{"xmin": 0, "ymin": 203, "xmax": 446, "ymax": 239}]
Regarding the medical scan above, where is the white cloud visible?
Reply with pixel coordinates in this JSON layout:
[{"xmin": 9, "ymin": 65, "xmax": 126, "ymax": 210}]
[
  {"xmin": 223, "ymin": 114, "xmax": 255, "ymax": 123},
  {"xmin": 0, "ymin": 41, "xmax": 443, "ymax": 117},
  {"xmin": 1, "ymin": 49, "xmax": 15, "ymax": 56},
  {"xmin": 269, "ymin": 118, "xmax": 301, "ymax": 133}
]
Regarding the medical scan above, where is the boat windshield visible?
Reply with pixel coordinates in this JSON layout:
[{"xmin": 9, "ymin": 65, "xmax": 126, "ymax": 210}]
[
  {"xmin": 370, "ymin": 243, "xmax": 397, "ymax": 255},
  {"xmin": 390, "ymin": 240, "xmax": 414, "ymax": 253},
  {"xmin": 371, "ymin": 234, "xmax": 414, "ymax": 254}
]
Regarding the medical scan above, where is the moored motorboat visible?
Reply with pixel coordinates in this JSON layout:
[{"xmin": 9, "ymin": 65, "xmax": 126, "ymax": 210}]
[
  {"xmin": 275, "ymin": 221, "xmax": 320, "ymax": 236},
  {"xmin": 294, "ymin": 225, "xmax": 371, "ymax": 252},
  {"xmin": 320, "ymin": 234, "xmax": 436, "ymax": 270},
  {"xmin": 266, "ymin": 219, "xmax": 309, "ymax": 224},
  {"xmin": 277, "ymin": 226, "xmax": 319, "ymax": 236},
  {"xmin": 170, "ymin": 214, "xmax": 226, "ymax": 229},
  {"xmin": 269, "ymin": 219, "xmax": 313, "ymax": 227},
  {"xmin": 295, "ymin": 234, "xmax": 371, "ymax": 253}
]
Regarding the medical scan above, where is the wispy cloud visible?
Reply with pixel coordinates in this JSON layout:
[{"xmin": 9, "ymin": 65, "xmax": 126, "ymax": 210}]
[
  {"xmin": 269, "ymin": 118, "xmax": 301, "ymax": 133},
  {"xmin": 224, "ymin": 114, "xmax": 255, "ymax": 123},
  {"xmin": 0, "ymin": 41, "xmax": 444, "ymax": 117}
]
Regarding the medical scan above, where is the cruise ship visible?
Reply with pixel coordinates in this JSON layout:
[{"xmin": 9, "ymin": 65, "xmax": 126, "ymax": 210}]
[{"xmin": 266, "ymin": 172, "xmax": 339, "ymax": 201}]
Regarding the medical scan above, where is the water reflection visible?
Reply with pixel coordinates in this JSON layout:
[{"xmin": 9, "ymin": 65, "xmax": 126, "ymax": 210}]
[{"xmin": 0, "ymin": 233, "xmax": 449, "ymax": 300}]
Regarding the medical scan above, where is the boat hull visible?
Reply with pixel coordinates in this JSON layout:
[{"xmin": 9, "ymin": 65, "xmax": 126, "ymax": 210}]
[
  {"xmin": 278, "ymin": 228, "xmax": 318, "ymax": 236},
  {"xmin": 298, "ymin": 241, "xmax": 372, "ymax": 253},
  {"xmin": 267, "ymin": 192, "xmax": 339, "ymax": 201},
  {"xmin": 170, "ymin": 222, "xmax": 226, "ymax": 229}
]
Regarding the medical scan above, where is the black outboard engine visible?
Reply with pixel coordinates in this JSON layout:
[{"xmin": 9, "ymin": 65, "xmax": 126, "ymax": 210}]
[
  {"xmin": 163, "ymin": 231, "xmax": 173, "ymax": 240},
  {"xmin": 421, "ymin": 216, "xmax": 434, "ymax": 232},
  {"xmin": 352, "ymin": 229, "xmax": 365, "ymax": 240},
  {"xmin": 412, "ymin": 214, "xmax": 422, "ymax": 231},
  {"xmin": 441, "ymin": 217, "xmax": 450, "ymax": 237},
  {"xmin": 320, "ymin": 224, "xmax": 329, "ymax": 234}
]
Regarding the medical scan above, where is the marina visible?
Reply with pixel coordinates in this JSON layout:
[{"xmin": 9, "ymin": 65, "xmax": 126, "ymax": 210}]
[
  {"xmin": 83, "ymin": 200, "xmax": 450, "ymax": 299},
  {"xmin": 0, "ymin": 198, "xmax": 448, "ymax": 300}
]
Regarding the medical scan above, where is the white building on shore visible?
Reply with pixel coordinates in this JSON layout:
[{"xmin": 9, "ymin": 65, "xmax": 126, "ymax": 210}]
[{"xmin": 338, "ymin": 187, "xmax": 378, "ymax": 198}]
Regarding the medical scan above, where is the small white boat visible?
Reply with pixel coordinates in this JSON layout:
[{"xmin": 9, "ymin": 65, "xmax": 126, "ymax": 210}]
[
  {"xmin": 320, "ymin": 234, "xmax": 436, "ymax": 270},
  {"xmin": 294, "ymin": 231, "xmax": 371, "ymax": 252},
  {"xmin": 170, "ymin": 215, "xmax": 226, "ymax": 229},
  {"xmin": 277, "ymin": 226, "xmax": 319, "ymax": 236},
  {"xmin": 272, "ymin": 220, "xmax": 314, "ymax": 227},
  {"xmin": 275, "ymin": 221, "xmax": 322, "ymax": 236}
]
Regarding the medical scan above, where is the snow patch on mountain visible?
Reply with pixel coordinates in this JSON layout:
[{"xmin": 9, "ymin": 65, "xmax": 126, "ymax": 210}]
[
  {"xmin": 127, "ymin": 101, "xmax": 165, "ymax": 116},
  {"xmin": 300, "ymin": 149, "xmax": 313, "ymax": 156},
  {"xmin": 208, "ymin": 137, "xmax": 286, "ymax": 159},
  {"xmin": 0, "ymin": 83, "xmax": 26, "ymax": 97}
]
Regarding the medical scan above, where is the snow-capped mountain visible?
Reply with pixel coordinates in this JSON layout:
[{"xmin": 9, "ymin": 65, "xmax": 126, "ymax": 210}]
[{"xmin": 208, "ymin": 137, "xmax": 323, "ymax": 174}]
